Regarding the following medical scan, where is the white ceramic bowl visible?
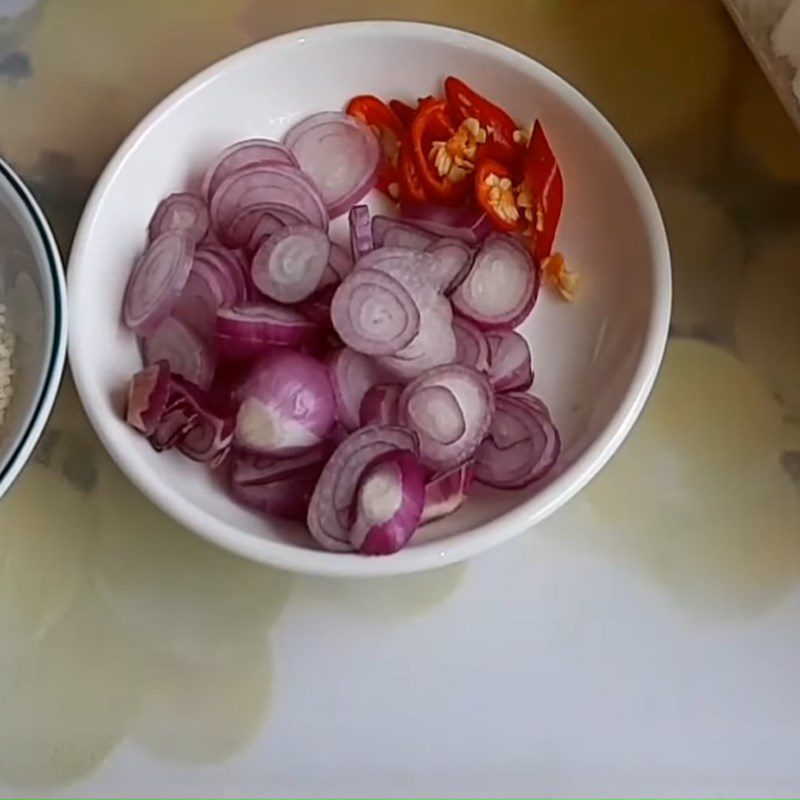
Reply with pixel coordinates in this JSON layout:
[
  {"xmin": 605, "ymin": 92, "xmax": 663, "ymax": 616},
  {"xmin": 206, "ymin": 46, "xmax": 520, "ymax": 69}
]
[
  {"xmin": 0, "ymin": 156, "xmax": 67, "ymax": 501},
  {"xmin": 68, "ymin": 22, "xmax": 670, "ymax": 577}
]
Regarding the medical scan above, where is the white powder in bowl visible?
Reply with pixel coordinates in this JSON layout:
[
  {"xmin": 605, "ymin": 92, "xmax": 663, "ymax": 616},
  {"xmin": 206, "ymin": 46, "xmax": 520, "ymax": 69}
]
[{"xmin": 0, "ymin": 302, "xmax": 14, "ymax": 427}]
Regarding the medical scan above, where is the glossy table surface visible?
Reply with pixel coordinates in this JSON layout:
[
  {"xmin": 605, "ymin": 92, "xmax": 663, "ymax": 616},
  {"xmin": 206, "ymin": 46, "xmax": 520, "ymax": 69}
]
[{"xmin": 1, "ymin": 1, "xmax": 800, "ymax": 797}]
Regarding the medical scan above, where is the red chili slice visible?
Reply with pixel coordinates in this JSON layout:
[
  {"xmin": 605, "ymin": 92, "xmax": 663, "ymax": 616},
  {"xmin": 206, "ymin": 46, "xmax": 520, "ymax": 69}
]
[
  {"xmin": 474, "ymin": 158, "xmax": 520, "ymax": 234},
  {"xmin": 410, "ymin": 98, "xmax": 470, "ymax": 206},
  {"xmin": 346, "ymin": 95, "xmax": 405, "ymax": 200},
  {"xmin": 522, "ymin": 120, "xmax": 563, "ymax": 260},
  {"xmin": 398, "ymin": 135, "xmax": 428, "ymax": 204},
  {"xmin": 444, "ymin": 76, "xmax": 522, "ymax": 166},
  {"xmin": 389, "ymin": 99, "xmax": 417, "ymax": 128}
]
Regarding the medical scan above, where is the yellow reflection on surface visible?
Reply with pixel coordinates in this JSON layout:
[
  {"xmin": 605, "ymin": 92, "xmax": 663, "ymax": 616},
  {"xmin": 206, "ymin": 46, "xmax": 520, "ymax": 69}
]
[
  {"xmin": 0, "ymin": 585, "xmax": 144, "ymax": 788},
  {"xmin": 736, "ymin": 232, "xmax": 800, "ymax": 413},
  {"xmin": 0, "ymin": 378, "xmax": 292, "ymax": 786},
  {"xmin": 93, "ymin": 460, "xmax": 292, "ymax": 663},
  {"xmin": 0, "ymin": 463, "xmax": 92, "ymax": 660},
  {"xmin": 133, "ymin": 645, "xmax": 272, "ymax": 765},
  {"xmin": 584, "ymin": 339, "xmax": 800, "ymax": 618}
]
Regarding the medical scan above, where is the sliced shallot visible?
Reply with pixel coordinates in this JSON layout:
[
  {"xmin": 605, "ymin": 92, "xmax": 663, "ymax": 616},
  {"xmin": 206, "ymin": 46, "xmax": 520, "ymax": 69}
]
[
  {"xmin": 349, "ymin": 204, "xmax": 373, "ymax": 261},
  {"xmin": 206, "ymin": 359, "xmax": 254, "ymax": 418},
  {"xmin": 285, "ymin": 111, "xmax": 380, "ymax": 218},
  {"xmin": 123, "ymin": 231, "xmax": 194, "ymax": 334},
  {"xmin": 371, "ymin": 216, "xmax": 436, "ymax": 250},
  {"xmin": 377, "ymin": 294, "xmax": 456, "ymax": 381},
  {"xmin": 426, "ymin": 238, "xmax": 474, "ymax": 294},
  {"xmin": 421, "ymin": 461, "xmax": 474, "ymax": 523},
  {"xmin": 229, "ymin": 445, "xmax": 332, "ymax": 520},
  {"xmin": 251, "ymin": 224, "xmax": 331, "ymax": 304},
  {"xmin": 144, "ymin": 376, "xmax": 232, "ymax": 466},
  {"xmin": 407, "ymin": 385, "xmax": 466, "ymax": 445},
  {"xmin": 329, "ymin": 242, "xmax": 354, "ymax": 281},
  {"xmin": 400, "ymin": 203, "xmax": 492, "ymax": 244},
  {"xmin": 234, "ymin": 202, "xmax": 313, "ymax": 251},
  {"xmin": 297, "ymin": 285, "xmax": 336, "ymax": 328},
  {"xmin": 399, "ymin": 364, "xmax": 494, "ymax": 471},
  {"xmin": 193, "ymin": 246, "xmax": 242, "ymax": 306},
  {"xmin": 355, "ymin": 247, "xmax": 443, "ymax": 308},
  {"xmin": 315, "ymin": 244, "xmax": 353, "ymax": 293},
  {"xmin": 453, "ymin": 316, "xmax": 489, "ymax": 372},
  {"xmin": 234, "ymin": 349, "xmax": 336, "ymax": 455},
  {"xmin": 143, "ymin": 315, "xmax": 215, "ymax": 390},
  {"xmin": 358, "ymin": 248, "xmax": 457, "ymax": 377},
  {"xmin": 511, "ymin": 391, "xmax": 552, "ymax": 420},
  {"xmin": 451, "ymin": 233, "xmax": 539, "ymax": 329},
  {"xmin": 350, "ymin": 450, "xmax": 426, "ymax": 555},
  {"xmin": 307, "ymin": 425, "xmax": 419, "ymax": 552},
  {"xmin": 201, "ymin": 138, "xmax": 299, "ymax": 199},
  {"xmin": 210, "ymin": 163, "xmax": 328, "ymax": 238},
  {"xmin": 172, "ymin": 268, "xmax": 224, "ymax": 341},
  {"xmin": 126, "ymin": 360, "xmax": 171, "ymax": 435},
  {"xmin": 171, "ymin": 378, "xmax": 235, "ymax": 466},
  {"xmin": 148, "ymin": 388, "xmax": 201, "ymax": 452},
  {"xmin": 327, "ymin": 347, "xmax": 383, "ymax": 431},
  {"xmin": 486, "ymin": 329, "xmax": 533, "ymax": 392},
  {"xmin": 148, "ymin": 193, "xmax": 209, "ymax": 244},
  {"xmin": 232, "ymin": 470, "xmax": 319, "ymax": 521},
  {"xmin": 227, "ymin": 206, "xmax": 285, "ymax": 250},
  {"xmin": 215, "ymin": 302, "xmax": 318, "ymax": 356},
  {"xmin": 331, "ymin": 267, "xmax": 421, "ymax": 356},
  {"xmin": 360, "ymin": 383, "xmax": 402, "ymax": 426},
  {"xmin": 474, "ymin": 393, "xmax": 560, "ymax": 489},
  {"xmin": 317, "ymin": 264, "xmax": 340, "ymax": 292}
]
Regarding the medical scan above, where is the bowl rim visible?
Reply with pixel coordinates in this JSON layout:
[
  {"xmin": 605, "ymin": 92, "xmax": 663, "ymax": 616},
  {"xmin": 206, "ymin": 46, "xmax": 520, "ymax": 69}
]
[
  {"xmin": 68, "ymin": 20, "xmax": 671, "ymax": 577},
  {"xmin": 0, "ymin": 155, "xmax": 68, "ymax": 500}
]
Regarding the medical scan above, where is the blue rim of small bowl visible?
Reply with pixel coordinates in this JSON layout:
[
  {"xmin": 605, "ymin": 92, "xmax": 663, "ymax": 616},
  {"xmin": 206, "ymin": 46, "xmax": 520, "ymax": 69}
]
[{"xmin": 0, "ymin": 155, "xmax": 67, "ymax": 498}]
